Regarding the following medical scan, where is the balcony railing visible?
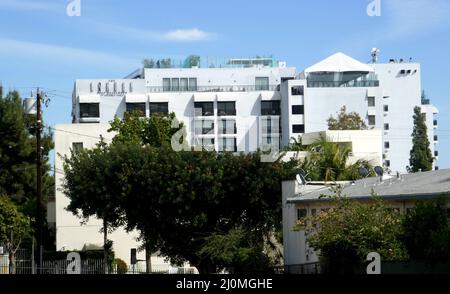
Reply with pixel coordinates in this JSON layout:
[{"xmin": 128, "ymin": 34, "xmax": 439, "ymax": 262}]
[
  {"xmin": 307, "ymin": 80, "xmax": 379, "ymax": 88},
  {"xmin": 147, "ymin": 84, "xmax": 280, "ymax": 93}
]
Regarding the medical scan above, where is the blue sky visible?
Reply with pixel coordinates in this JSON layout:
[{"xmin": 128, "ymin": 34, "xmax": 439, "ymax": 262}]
[{"xmin": 0, "ymin": 0, "xmax": 449, "ymax": 167}]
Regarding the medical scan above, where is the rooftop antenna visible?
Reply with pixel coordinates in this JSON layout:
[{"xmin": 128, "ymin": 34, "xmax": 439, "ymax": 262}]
[{"xmin": 371, "ymin": 48, "xmax": 380, "ymax": 63}]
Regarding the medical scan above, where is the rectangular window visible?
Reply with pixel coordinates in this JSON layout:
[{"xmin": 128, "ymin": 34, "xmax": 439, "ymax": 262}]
[
  {"xmin": 194, "ymin": 102, "xmax": 214, "ymax": 116},
  {"xmin": 384, "ymin": 123, "xmax": 390, "ymax": 131},
  {"xmin": 180, "ymin": 78, "xmax": 188, "ymax": 91},
  {"xmin": 217, "ymin": 102, "xmax": 236, "ymax": 116},
  {"xmin": 171, "ymin": 78, "xmax": 179, "ymax": 92},
  {"xmin": 199, "ymin": 138, "xmax": 215, "ymax": 151},
  {"xmin": 297, "ymin": 209, "xmax": 307, "ymax": 220},
  {"xmin": 218, "ymin": 137, "xmax": 237, "ymax": 152},
  {"xmin": 79, "ymin": 103, "xmax": 99, "ymax": 118},
  {"xmin": 149, "ymin": 102, "xmax": 168, "ymax": 115},
  {"xmin": 261, "ymin": 101, "xmax": 280, "ymax": 115},
  {"xmin": 385, "ymin": 141, "xmax": 390, "ymax": 149},
  {"xmin": 188, "ymin": 78, "xmax": 198, "ymax": 91},
  {"xmin": 368, "ymin": 97, "xmax": 375, "ymax": 107},
  {"xmin": 262, "ymin": 117, "xmax": 280, "ymax": 135},
  {"xmin": 368, "ymin": 115, "xmax": 376, "ymax": 126},
  {"xmin": 219, "ymin": 119, "xmax": 237, "ymax": 134},
  {"xmin": 384, "ymin": 105, "xmax": 389, "ymax": 112},
  {"xmin": 385, "ymin": 160, "xmax": 391, "ymax": 167},
  {"xmin": 435, "ymin": 150, "xmax": 439, "ymax": 157},
  {"xmin": 126, "ymin": 103, "xmax": 146, "ymax": 117},
  {"xmin": 292, "ymin": 105, "xmax": 304, "ymax": 115},
  {"xmin": 195, "ymin": 120, "xmax": 214, "ymax": 135},
  {"xmin": 255, "ymin": 77, "xmax": 269, "ymax": 91},
  {"xmin": 72, "ymin": 142, "xmax": 83, "ymax": 153},
  {"xmin": 163, "ymin": 78, "xmax": 171, "ymax": 92},
  {"xmin": 292, "ymin": 124, "xmax": 305, "ymax": 134},
  {"xmin": 291, "ymin": 86, "xmax": 304, "ymax": 96}
]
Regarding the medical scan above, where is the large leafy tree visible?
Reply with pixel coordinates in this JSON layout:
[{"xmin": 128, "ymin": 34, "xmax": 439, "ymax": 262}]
[
  {"xmin": 0, "ymin": 88, "xmax": 53, "ymax": 247},
  {"xmin": 0, "ymin": 196, "xmax": 34, "ymax": 274},
  {"xmin": 327, "ymin": 106, "xmax": 368, "ymax": 130},
  {"xmin": 409, "ymin": 106, "xmax": 433, "ymax": 172},
  {"xmin": 296, "ymin": 188, "xmax": 407, "ymax": 274}
]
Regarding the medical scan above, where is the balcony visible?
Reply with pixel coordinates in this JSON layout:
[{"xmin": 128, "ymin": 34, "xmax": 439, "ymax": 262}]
[
  {"xmin": 307, "ymin": 80, "xmax": 379, "ymax": 88},
  {"xmin": 307, "ymin": 72, "xmax": 379, "ymax": 88},
  {"xmin": 147, "ymin": 84, "xmax": 280, "ymax": 93}
]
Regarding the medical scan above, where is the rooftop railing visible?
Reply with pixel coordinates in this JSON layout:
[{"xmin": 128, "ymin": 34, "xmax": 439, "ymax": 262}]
[
  {"xmin": 147, "ymin": 84, "xmax": 280, "ymax": 93},
  {"xmin": 307, "ymin": 80, "xmax": 379, "ymax": 88}
]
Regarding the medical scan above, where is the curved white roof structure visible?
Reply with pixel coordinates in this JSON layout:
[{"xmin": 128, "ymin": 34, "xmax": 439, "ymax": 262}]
[{"xmin": 304, "ymin": 52, "xmax": 374, "ymax": 74}]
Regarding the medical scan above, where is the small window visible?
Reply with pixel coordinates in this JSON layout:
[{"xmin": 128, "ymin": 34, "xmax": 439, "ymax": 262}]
[
  {"xmin": 261, "ymin": 101, "xmax": 280, "ymax": 115},
  {"xmin": 292, "ymin": 105, "xmax": 304, "ymax": 115},
  {"xmin": 384, "ymin": 105, "xmax": 389, "ymax": 112},
  {"xmin": 89, "ymin": 83, "xmax": 93, "ymax": 93},
  {"xmin": 297, "ymin": 209, "xmax": 307, "ymax": 220},
  {"xmin": 385, "ymin": 160, "xmax": 391, "ymax": 167},
  {"xmin": 255, "ymin": 77, "xmax": 269, "ymax": 91},
  {"xmin": 79, "ymin": 103, "xmax": 100, "ymax": 118},
  {"xmin": 194, "ymin": 102, "xmax": 214, "ymax": 116},
  {"xmin": 218, "ymin": 102, "xmax": 236, "ymax": 116},
  {"xmin": 72, "ymin": 142, "xmax": 83, "ymax": 153},
  {"xmin": 126, "ymin": 103, "xmax": 146, "ymax": 117},
  {"xmin": 97, "ymin": 82, "xmax": 102, "ymax": 93},
  {"xmin": 195, "ymin": 120, "xmax": 214, "ymax": 135},
  {"xmin": 149, "ymin": 102, "xmax": 168, "ymax": 115},
  {"xmin": 171, "ymin": 78, "xmax": 179, "ymax": 92},
  {"xmin": 180, "ymin": 78, "xmax": 188, "ymax": 91},
  {"xmin": 434, "ymin": 150, "xmax": 439, "ymax": 157},
  {"xmin": 220, "ymin": 119, "xmax": 237, "ymax": 135},
  {"xmin": 368, "ymin": 97, "xmax": 375, "ymax": 107},
  {"xmin": 129, "ymin": 82, "xmax": 133, "ymax": 93},
  {"xmin": 163, "ymin": 78, "xmax": 171, "ymax": 92},
  {"xmin": 368, "ymin": 115, "xmax": 376, "ymax": 126},
  {"xmin": 291, "ymin": 86, "xmax": 304, "ymax": 96},
  {"xmin": 105, "ymin": 83, "xmax": 109, "ymax": 93},
  {"xmin": 384, "ymin": 123, "xmax": 390, "ymax": 131},
  {"xmin": 121, "ymin": 83, "xmax": 126, "ymax": 93},
  {"xmin": 113, "ymin": 82, "xmax": 117, "ymax": 93},
  {"xmin": 218, "ymin": 137, "xmax": 237, "ymax": 152},
  {"xmin": 434, "ymin": 135, "xmax": 438, "ymax": 141},
  {"xmin": 384, "ymin": 142, "xmax": 390, "ymax": 149},
  {"xmin": 188, "ymin": 78, "xmax": 197, "ymax": 91},
  {"xmin": 292, "ymin": 124, "xmax": 305, "ymax": 134}
]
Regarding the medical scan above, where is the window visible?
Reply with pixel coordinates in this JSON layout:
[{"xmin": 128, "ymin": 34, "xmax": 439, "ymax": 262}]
[
  {"xmin": 113, "ymin": 82, "xmax": 117, "ymax": 93},
  {"xmin": 97, "ymin": 82, "xmax": 102, "ymax": 93},
  {"xmin": 219, "ymin": 119, "xmax": 237, "ymax": 134},
  {"xmin": 384, "ymin": 123, "xmax": 390, "ymax": 131},
  {"xmin": 435, "ymin": 150, "xmax": 439, "ymax": 157},
  {"xmin": 368, "ymin": 97, "xmax": 375, "ymax": 107},
  {"xmin": 292, "ymin": 105, "xmax": 304, "ymax": 115},
  {"xmin": 198, "ymin": 138, "xmax": 215, "ymax": 151},
  {"xmin": 126, "ymin": 103, "xmax": 146, "ymax": 116},
  {"xmin": 297, "ymin": 209, "xmax": 307, "ymax": 220},
  {"xmin": 89, "ymin": 83, "xmax": 93, "ymax": 93},
  {"xmin": 218, "ymin": 137, "xmax": 237, "ymax": 152},
  {"xmin": 163, "ymin": 78, "xmax": 171, "ymax": 92},
  {"xmin": 384, "ymin": 142, "xmax": 390, "ymax": 149},
  {"xmin": 261, "ymin": 101, "xmax": 280, "ymax": 115},
  {"xmin": 129, "ymin": 82, "xmax": 133, "ymax": 93},
  {"xmin": 384, "ymin": 105, "xmax": 389, "ymax": 112},
  {"xmin": 180, "ymin": 78, "xmax": 188, "ymax": 91},
  {"xmin": 72, "ymin": 142, "xmax": 83, "ymax": 153},
  {"xmin": 188, "ymin": 78, "xmax": 197, "ymax": 91},
  {"xmin": 195, "ymin": 120, "xmax": 214, "ymax": 135},
  {"xmin": 368, "ymin": 115, "xmax": 376, "ymax": 126},
  {"xmin": 385, "ymin": 160, "xmax": 391, "ymax": 167},
  {"xmin": 255, "ymin": 77, "xmax": 269, "ymax": 91},
  {"xmin": 121, "ymin": 83, "xmax": 126, "ymax": 93},
  {"xmin": 171, "ymin": 78, "xmax": 179, "ymax": 91},
  {"xmin": 79, "ymin": 103, "xmax": 99, "ymax": 118},
  {"xmin": 149, "ymin": 102, "xmax": 168, "ymax": 115},
  {"xmin": 292, "ymin": 124, "xmax": 305, "ymax": 134},
  {"xmin": 105, "ymin": 83, "xmax": 110, "ymax": 93},
  {"xmin": 291, "ymin": 86, "xmax": 304, "ymax": 96},
  {"xmin": 262, "ymin": 117, "xmax": 280, "ymax": 135},
  {"xmin": 218, "ymin": 102, "xmax": 236, "ymax": 116},
  {"xmin": 194, "ymin": 102, "xmax": 214, "ymax": 116}
]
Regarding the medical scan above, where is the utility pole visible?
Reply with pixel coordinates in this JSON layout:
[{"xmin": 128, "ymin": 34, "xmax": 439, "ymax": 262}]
[{"xmin": 36, "ymin": 88, "xmax": 43, "ymax": 274}]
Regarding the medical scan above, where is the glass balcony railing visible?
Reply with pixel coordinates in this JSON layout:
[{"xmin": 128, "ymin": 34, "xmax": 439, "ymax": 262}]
[
  {"xmin": 147, "ymin": 84, "xmax": 280, "ymax": 93},
  {"xmin": 307, "ymin": 80, "xmax": 379, "ymax": 88}
]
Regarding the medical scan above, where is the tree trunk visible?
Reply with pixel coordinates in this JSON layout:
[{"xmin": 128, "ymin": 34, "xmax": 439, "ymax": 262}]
[
  {"xmin": 103, "ymin": 219, "xmax": 108, "ymax": 274},
  {"xmin": 9, "ymin": 251, "xmax": 16, "ymax": 274},
  {"xmin": 145, "ymin": 244, "xmax": 152, "ymax": 274}
]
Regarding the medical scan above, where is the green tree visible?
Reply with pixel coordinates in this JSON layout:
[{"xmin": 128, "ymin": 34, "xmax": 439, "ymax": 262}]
[
  {"xmin": 408, "ymin": 106, "xmax": 433, "ymax": 172},
  {"xmin": 296, "ymin": 187, "xmax": 407, "ymax": 273},
  {"xmin": 0, "ymin": 197, "xmax": 34, "ymax": 274},
  {"xmin": 400, "ymin": 198, "xmax": 450, "ymax": 263},
  {"xmin": 184, "ymin": 55, "xmax": 201, "ymax": 68},
  {"xmin": 327, "ymin": 106, "xmax": 368, "ymax": 130},
  {"xmin": 142, "ymin": 58, "xmax": 155, "ymax": 68},
  {"xmin": 0, "ymin": 88, "xmax": 54, "ymax": 247}
]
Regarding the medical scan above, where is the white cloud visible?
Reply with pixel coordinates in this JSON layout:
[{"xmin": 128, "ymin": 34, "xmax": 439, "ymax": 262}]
[
  {"xmin": 161, "ymin": 28, "xmax": 217, "ymax": 42},
  {"xmin": 0, "ymin": 37, "xmax": 139, "ymax": 69},
  {"xmin": 384, "ymin": 0, "xmax": 450, "ymax": 38},
  {"xmin": 0, "ymin": 0, "xmax": 56, "ymax": 12}
]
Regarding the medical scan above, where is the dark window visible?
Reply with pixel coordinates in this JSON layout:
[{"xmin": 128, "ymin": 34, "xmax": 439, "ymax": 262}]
[
  {"xmin": 180, "ymin": 78, "xmax": 188, "ymax": 91},
  {"xmin": 384, "ymin": 105, "xmax": 389, "ymax": 112},
  {"xmin": 368, "ymin": 97, "xmax": 375, "ymax": 107},
  {"xmin": 126, "ymin": 103, "xmax": 146, "ymax": 116},
  {"xmin": 297, "ymin": 209, "xmax": 307, "ymax": 220},
  {"xmin": 72, "ymin": 142, "xmax": 83, "ymax": 153},
  {"xmin": 368, "ymin": 115, "xmax": 376, "ymax": 126},
  {"xmin": 385, "ymin": 160, "xmax": 391, "ymax": 167},
  {"xmin": 292, "ymin": 124, "xmax": 305, "ymax": 134},
  {"xmin": 435, "ymin": 150, "xmax": 439, "ymax": 157},
  {"xmin": 171, "ymin": 78, "xmax": 179, "ymax": 91},
  {"xmin": 188, "ymin": 78, "xmax": 198, "ymax": 91},
  {"xmin": 163, "ymin": 78, "xmax": 171, "ymax": 92},
  {"xmin": 194, "ymin": 102, "xmax": 214, "ymax": 116},
  {"xmin": 255, "ymin": 77, "xmax": 269, "ymax": 91},
  {"xmin": 384, "ymin": 123, "xmax": 390, "ymax": 131},
  {"xmin": 384, "ymin": 141, "xmax": 390, "ymax": 149},
  {"xmin": 291, "ymin": 86, "xmax": 304, "ymax": 96},
  {"xmin": 434, "ymin": 135, "xmax": 438, "ymax": 141},
  {"xmin": 79, "ymin": 103, "xmax": 99, "ymax": 118},
  {"xmin": 292, "ymin": 105, "xmax": 304, "ymax": 115},
  {"xmin": 218, "ymin": 102, "xmax": 236, "ymax": 116},
  {"xmin": 149, "ymin": 102, "xmax": 168, "ymax": 115},
  {"xmin": 434, "ymin": 119, "xmax": 438, "ymax": 126},
  {"xmin": 261, "ymin": 101, "xmax": 280, "ymax": 115}
]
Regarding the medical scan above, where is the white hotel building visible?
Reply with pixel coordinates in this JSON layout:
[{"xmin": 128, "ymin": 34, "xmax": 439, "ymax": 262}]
[{"xmin": 54, "ymin": 52, "xmax": 439, "ymax": 267}]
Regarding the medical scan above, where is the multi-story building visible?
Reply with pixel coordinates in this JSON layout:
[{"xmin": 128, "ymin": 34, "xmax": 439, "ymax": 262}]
[{"xmin": 54, "ymin": 52, "xmax": 439, "ymax": 267}]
